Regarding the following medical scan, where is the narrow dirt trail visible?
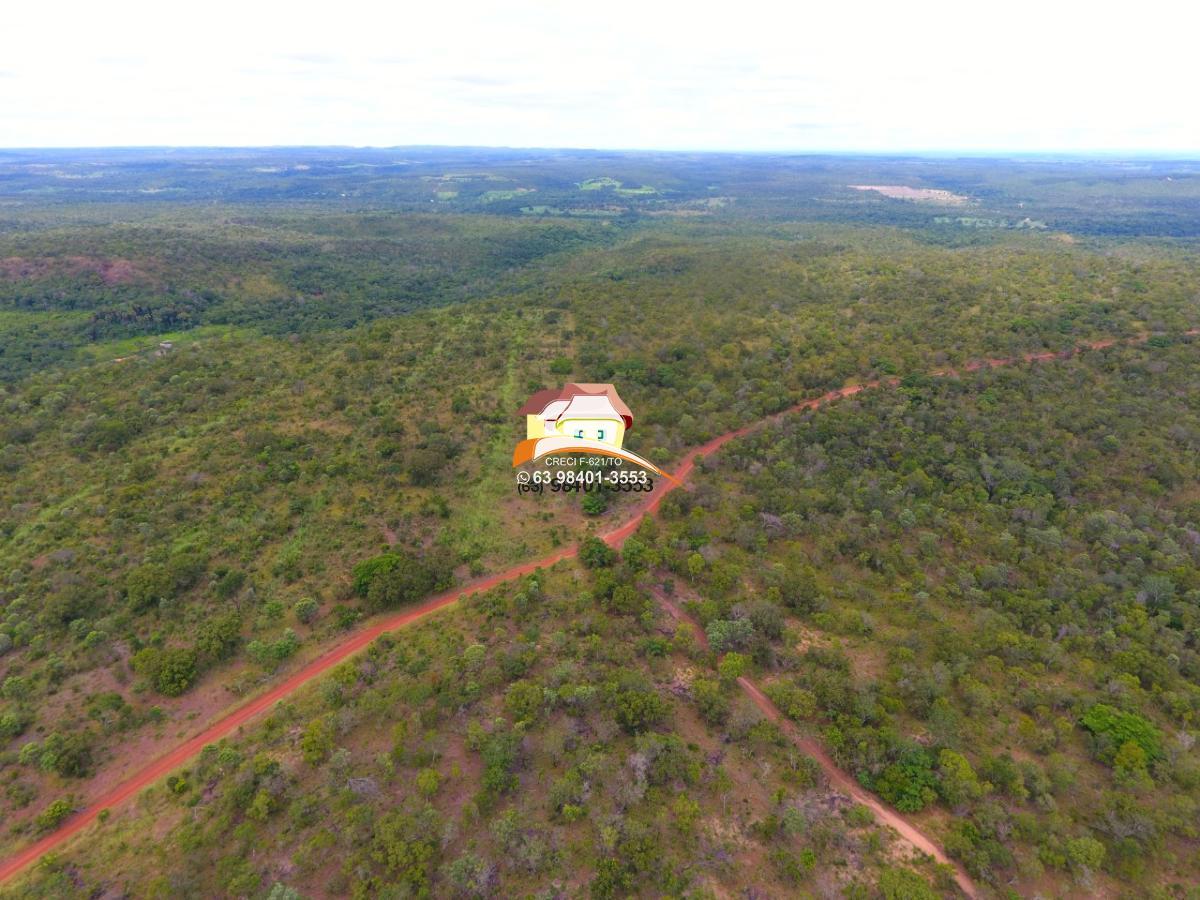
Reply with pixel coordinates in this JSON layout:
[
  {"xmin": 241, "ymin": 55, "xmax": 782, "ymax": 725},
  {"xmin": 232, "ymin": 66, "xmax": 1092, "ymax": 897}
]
[
  {"xmin": 736, "ymin": 678, "xmax": 978, "ymax": 897},
  {"xmin": 651, "ymin": 583, "xmax": 978, "ymax": 896},
  {"xmin": 0, "ymin": 329, "xmax": 1191, "ymax": 887}
]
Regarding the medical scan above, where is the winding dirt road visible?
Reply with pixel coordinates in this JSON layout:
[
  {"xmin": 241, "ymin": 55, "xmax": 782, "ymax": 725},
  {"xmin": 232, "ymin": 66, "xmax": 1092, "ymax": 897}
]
[{"xmin": 0, "ymin": 329, "xmax": 1192, "ymax": 889}]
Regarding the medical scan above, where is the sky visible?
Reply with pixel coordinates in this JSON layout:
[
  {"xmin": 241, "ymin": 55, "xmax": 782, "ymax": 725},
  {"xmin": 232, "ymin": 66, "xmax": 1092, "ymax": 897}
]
[{"xmin": 2, "ymin": 0, "xmax": 1197, "ymax": 153}]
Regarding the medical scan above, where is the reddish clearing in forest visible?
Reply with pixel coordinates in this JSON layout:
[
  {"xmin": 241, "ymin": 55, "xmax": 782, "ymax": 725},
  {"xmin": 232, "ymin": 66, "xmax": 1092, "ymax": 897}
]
[
  {"xmin": 0, "ymin": 255, "xmax": 148, "ymax": 285},
  {"xmin": 849, "ymin": 184, "xmax": 969, "ymax": 205}
]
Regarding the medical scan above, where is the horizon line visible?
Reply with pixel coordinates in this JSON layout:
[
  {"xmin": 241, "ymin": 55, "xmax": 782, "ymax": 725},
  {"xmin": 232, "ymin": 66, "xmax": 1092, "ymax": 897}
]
[{"xmin": 2, "ymin": 144, "xmax": 1200, "ymax": 160}]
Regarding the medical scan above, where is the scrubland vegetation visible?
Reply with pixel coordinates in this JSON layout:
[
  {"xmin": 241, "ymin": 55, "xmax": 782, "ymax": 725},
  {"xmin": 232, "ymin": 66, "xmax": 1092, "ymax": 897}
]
[{"xmin": 1, "ymin": 149, "xmax": 1199, "ymax": 897}]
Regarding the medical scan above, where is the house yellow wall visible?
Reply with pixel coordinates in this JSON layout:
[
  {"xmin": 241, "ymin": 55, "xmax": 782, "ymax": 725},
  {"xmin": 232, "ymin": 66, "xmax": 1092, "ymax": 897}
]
[{"xmin": 526, "ymin": 414, "xmax": 548, "ymax": 439}]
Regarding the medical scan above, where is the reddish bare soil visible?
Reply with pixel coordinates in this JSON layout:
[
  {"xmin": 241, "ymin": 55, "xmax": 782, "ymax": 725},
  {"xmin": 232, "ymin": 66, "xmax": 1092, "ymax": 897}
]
[
  {"xmin": 0, "ymin": 255, "xmax": 147, "ymax": 285},
  {"xmin": 1, "ymin": 329, "xmax": 1193, "ymax": 887},
  {"xmin": 849, "ymin": 184, "xmax": 969, "ymax": 205}
]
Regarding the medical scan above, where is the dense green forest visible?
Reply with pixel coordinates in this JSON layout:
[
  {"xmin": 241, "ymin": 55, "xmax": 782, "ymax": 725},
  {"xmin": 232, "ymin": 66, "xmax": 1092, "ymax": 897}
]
[{"xmin": 1, "ymin": 150, "xmax": 1199, "ymax": 898}]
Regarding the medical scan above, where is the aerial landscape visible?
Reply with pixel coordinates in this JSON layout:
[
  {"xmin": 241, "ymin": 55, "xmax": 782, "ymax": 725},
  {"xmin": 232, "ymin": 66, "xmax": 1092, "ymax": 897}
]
[{"xmin": 2, "ymin": 3, "xmax": 1199, "ymax": 899}]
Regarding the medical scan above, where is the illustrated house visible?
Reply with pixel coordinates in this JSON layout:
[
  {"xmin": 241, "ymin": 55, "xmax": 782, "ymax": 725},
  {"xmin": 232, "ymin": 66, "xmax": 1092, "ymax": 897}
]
[
  {"xmin": 519, "ymin": 383, "xmax": 633, "ymax": 448},
  {"xmin": 512, "ymin": 382, "xmax": 673, "ymax": 479}
]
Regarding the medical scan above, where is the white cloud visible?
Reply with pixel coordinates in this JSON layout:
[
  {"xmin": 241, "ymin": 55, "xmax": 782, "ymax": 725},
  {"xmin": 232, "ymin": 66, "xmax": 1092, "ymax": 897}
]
[{"xmin": 0, "ymin": 0, "xmax": 1196, "ymax": 151}]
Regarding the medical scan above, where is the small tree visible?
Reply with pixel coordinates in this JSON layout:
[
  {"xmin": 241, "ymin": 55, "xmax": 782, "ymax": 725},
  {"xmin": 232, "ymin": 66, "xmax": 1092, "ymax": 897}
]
[
  {"xmin": 936, "ymin": 749, "xmax": 984, "ymax": 806},
  {"xmin": 580, "ymin": 537, "xmax": 616, "ymax": 569},
  {"xmin": 505, "ymin": 680, "xmax": 543, "ymax": 724},
  {"xmin": 692, "ymin": 677, "xmax": 729, "ymax": 725},
  {"xmin": 610, "ymin": 685, "xmax": 668, "ymax": 734},
  {"xmin": 300, "ymin": 717, "xmax": 335, "ymax": 766},
  {"xmin": 1065, "ymin": 835, "xmax": 1106, "ymax": 876},
  {"xmin": 417, "ymin": 767, "xmax": 442, "ymax": 798},
  {"xmin": 155, "ymin": 648, "xmax": 198, "ymax": 697},
  {"xmin": 718, "ymin": 652, "xmax": 748, "ymax": 684}
]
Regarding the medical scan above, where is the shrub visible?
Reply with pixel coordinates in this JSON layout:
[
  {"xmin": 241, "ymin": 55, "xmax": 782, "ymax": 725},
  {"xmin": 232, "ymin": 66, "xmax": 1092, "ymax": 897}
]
[
  {"xmin": 35, "ymin": 798, "xmax": 74, "ymax": 833},
  {"xmin": 416, "ymin": 768, "xmax": 441, "ymax": 798},
  {"xmin": 1080, "ymin": 704, "xmax": 1163, "ymax": 764},
  {"xmin": 300, "ymin": 717, "xmax": 335, "ymax": 766},
  {"xmin": 706, "ymin": 618, "xmax": 755, "ymax": 652},
  {"xmin": 293, "ymin": 597, "xmax": 320, "ymax": 624}
]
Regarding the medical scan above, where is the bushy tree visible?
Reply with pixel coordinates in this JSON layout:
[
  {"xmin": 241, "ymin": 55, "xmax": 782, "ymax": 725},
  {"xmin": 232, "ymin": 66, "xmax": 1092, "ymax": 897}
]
[
  {"xmin": 1065, "ymin": 835, "xmax": 1106, "ymax": 874},
  {"xmin": 131, "ymin": 646, "xmax": 198, "ymax": 696},
  {"xmin": 505, "ymin": 680, "xmax": 543, "ymax": 724},
  {"xmin": 692, "ymin": 677, "xmax": 729, "ymax": 725},
  {"xmin": 580, "ymin": 537, "xmax": 616, "ymax": 569},
  {"xmin": 195, "ymin": 612, "xmax": 242, "ymax": 662},
  {"xmin": 706, "ymin": 618, "xmax": 755, "ymax": 652},
  {"xmin": 300, "ymin": 717, "xmax": 334, "ymax": 766},
  {"xmin": 1080, "ymin": 704, "xmax": 1163, "ymax": 765},
  {"xmin": 937, "ymin": 749, "xmax": 985, "ymax": 806},
  {"xmin": 352, "ymin": 551, "xmax": 449, "ymax": 611},
  {"xmin": 293, "ymin": 597, "xmax": 320, "ymax": 624},
  {"xmin": 874, "ymin": 750, "xmax": 937, "ymax": 813},
  {"xmin": 125, "ymin": 563, "xmax": 173, "ymax": 611},
  {"xmin": 608, "ymin": 681, "xmax": 668, "ymax": 734},
  {"xmin": 157, "ymin": 648, "xmax": 198, "ymax": 697}
]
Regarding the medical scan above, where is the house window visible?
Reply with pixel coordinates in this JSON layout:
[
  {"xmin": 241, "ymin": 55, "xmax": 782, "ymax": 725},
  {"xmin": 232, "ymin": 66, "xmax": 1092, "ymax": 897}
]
[{"xmin": 597, "ymin": 429, "xmax": 605, "ymax": 441}]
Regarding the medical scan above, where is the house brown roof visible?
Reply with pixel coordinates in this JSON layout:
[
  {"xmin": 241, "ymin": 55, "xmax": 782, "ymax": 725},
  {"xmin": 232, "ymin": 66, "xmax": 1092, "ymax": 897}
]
[{"xmin": 518, "ymin": 383, "xmax": 633, "ymax": 429}]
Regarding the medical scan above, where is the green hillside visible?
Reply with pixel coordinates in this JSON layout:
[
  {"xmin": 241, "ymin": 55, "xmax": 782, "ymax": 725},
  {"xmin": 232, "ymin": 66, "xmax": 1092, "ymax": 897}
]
[{"xmin": 1, "ymin": 151, "xmax": 1199, "ymax": 898}]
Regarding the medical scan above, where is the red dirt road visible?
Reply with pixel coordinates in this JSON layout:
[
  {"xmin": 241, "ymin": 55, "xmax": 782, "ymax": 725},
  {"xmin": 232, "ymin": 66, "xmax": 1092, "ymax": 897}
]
[{"xmin": 1, "ymin": 329, "xmax": 1192, "ymax": 887}]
